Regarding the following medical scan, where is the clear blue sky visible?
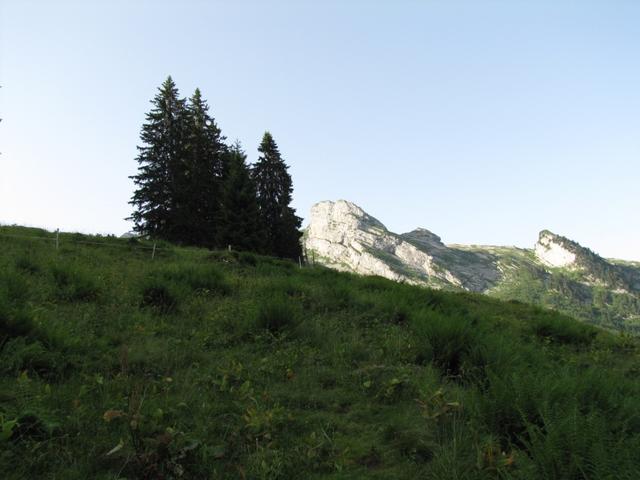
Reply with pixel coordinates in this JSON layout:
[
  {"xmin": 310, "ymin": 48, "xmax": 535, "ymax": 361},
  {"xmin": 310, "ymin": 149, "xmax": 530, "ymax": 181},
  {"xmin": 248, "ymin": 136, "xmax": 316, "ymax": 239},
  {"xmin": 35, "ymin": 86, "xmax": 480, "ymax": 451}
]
[{"xmin": 1, "ymin": 0, "xmax": 638, "ymax": 260}]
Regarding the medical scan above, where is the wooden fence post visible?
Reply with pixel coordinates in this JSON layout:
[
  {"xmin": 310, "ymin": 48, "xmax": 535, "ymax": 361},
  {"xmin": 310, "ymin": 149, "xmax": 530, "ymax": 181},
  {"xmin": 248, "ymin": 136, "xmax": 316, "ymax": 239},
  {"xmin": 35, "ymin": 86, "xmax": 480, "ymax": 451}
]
[{"xmin": 151, "ymin": 242, "xmax": 156, "ymax": 260}]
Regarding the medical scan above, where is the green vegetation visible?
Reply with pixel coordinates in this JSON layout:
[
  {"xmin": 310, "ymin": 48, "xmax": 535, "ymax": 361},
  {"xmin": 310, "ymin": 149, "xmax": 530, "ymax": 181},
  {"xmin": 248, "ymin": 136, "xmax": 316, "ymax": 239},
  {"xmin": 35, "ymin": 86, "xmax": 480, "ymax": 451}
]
[
  {"xmin": 492, "ymin": 262, "xmax": 640, "ymax": 334},
  {"xmin": 129, "ymin": 77, "xmax": 301, "ymax": 259},
  {"xmin": 2, "ymin": 225, "xmax": 640, "ymax": 479},
  {"xmin": 538, "ymin": 231, "xmax": 640, "ymax": 293}
]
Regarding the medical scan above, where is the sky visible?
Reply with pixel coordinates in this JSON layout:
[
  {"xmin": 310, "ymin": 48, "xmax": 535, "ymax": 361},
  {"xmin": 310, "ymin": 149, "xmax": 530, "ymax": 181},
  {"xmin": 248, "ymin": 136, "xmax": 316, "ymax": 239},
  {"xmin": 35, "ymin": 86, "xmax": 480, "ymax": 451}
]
[{"xmin": 1, "ymin": 0, "xmax": 638, "ymax": 260}]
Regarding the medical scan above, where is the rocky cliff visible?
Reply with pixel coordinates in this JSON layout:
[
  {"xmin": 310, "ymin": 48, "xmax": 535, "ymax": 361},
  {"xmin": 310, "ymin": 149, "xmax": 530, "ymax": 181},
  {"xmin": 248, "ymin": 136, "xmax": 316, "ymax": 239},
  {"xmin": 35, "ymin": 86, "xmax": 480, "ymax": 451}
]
[
  {"xmin": 303, "ymin": 200, "xmax": 640, "ymax": 333},
  {"xmin": 303, "ymin": 200, "xmax": 499, "ymax": 292}
]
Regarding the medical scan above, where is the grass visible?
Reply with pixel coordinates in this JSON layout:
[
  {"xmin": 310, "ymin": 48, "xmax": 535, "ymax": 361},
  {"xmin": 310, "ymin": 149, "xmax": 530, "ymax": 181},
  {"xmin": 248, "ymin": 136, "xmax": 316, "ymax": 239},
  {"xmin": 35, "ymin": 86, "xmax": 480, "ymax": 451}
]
[
  {"xmin": 491, "ymin": 261, "xmax": 640, "ymax": 335},
  {"xmin": 1, "ymin": 225, "xmax": 640, "ymax": 479}
]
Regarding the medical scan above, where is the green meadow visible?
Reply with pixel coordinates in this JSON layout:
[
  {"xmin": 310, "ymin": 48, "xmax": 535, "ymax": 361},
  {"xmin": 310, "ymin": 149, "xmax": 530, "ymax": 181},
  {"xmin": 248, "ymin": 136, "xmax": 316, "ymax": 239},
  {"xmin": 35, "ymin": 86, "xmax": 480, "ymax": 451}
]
[{"xmin": 1, "ymin": 225, "xmax": 640, "ymax": 479}]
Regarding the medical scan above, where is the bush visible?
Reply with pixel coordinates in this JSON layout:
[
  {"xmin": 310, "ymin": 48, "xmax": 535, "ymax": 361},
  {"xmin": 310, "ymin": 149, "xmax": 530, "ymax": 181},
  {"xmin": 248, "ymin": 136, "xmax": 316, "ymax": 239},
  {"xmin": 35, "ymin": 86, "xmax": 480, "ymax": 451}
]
[
  {"xmin": 140, "ymin": 280, "xmax": 180, "ymax": 314},
  {"xmin": 313, "ymin": 281, "xmax": 355, "ymax": 312},
  {"xmin": 255, "ymin": 296, "xmax": 300, "ymax": 333},
  {"xmin": 161, "ymin": 264, "xmax": 231, "ymax": 296},
  {"xmin": 0, "ymin": 287, "xmax": 64, "ymax": 377},
  {"xmin": 531, "ymin": 314, "xmax": 598, "ymax": 345},
  {"xmin": 50, "ymin": 264, "xmax": 100, "ymax": 302},
  {"xmin": 521, "ymin": 406, "xmax": 639, "ymax": 478},
  {"xmin": 262, "ymin": 277, "xmax": 308, "ymax": 300},
  {"xmin": 383, "ymin": 425, "xmax": 434, "ymax": 462},
  {"xmin": 0, "ymin": 275, "xmax": 50, "ymax": 349},
  {"xmin": 0, "ymin": 270, "xmax": 29, "ymax": 306},
  {"xmin": 0, "ymin": 305, "xmax": 37, "ymax": 347},
  {"xmin": 357, "ymin": 275, "xmax": 393, "ymax": 292},
  {"xmin": 411, "ymin": 310, "xmax": 478, "ymax": 378},
  {"xmin": 10, "ymin": 411, "xmax": 59, "ymax": 442},
  {"xmin": 374, "ymin": 289, "xmax": 415, "ymax": 325},
  {"xmin": 0, "ymin": 337, "xmax": 65, "ymax": 378},
  {"xmin": 15, "ymin": 256, "xmax": 40, "ymax": 274},
  {"xmin": 238, "ymin": 252, "xmax": 258, "ymax": 266},
  {"xmin": 473, "ymin": 367, "xmax": 549, "ymax": 447}
]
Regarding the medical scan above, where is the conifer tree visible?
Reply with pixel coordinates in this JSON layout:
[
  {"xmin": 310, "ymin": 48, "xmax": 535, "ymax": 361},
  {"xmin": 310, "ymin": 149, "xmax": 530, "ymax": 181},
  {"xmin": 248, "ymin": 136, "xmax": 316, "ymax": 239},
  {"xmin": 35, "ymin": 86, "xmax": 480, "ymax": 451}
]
[
  {"xmin": 184, "ymin": 88, "xmax": 227, "ymax": 247},
  {"xmin": 252, "ymin": 132, "xmax": 302, "ymax": 259},
  {"xmin": 219, "ymin": 141, "xmax": 264, "ymax": 251},
  {"xmin": 129, "ymin": 76, "xmax": 188, "ymax": 242}
]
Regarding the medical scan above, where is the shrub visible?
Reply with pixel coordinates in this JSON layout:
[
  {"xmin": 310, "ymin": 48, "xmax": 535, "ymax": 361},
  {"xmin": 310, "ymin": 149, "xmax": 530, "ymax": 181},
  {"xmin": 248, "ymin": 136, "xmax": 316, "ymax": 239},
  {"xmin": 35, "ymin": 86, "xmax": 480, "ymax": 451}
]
[
  {"xmin": 0, "ymin": 337, "xmax": 66, "ymax": 378},
  {"xmin": 383, "ymin": 425, "xmax": 434, "ymax": 463},
  {"xmin": 374, "ymin": 289, "xmax": 414, "ymax": 325},
  {"xmin": 0, "ymin": 305, "xmax": 36, "ymax": 347},
  {"xmin": 50, "ymin": 264, "xmax": 100, "ymax": 302},
  {"xmin": 520, "ymin": 405, "xmax": 636, "ymax": 478},
  {"xmin": 0, "ymin": 287, "xmax": 64, "ymax": 377},
  {"xmin": 262, "ymin": 277, "xmax": 309, "ymax": 303},
  {"xmin": 531, "ymin": 314, "xmax": 598, "ymax": 346},
  {"xmin": 462, "ymin": 333, "xmax": 534, "ymax": 384},
  {"xmin": 255, "ymin": 296, "xmax": 300, "ymax": 333},
  {"xmin": 161, "ymin": 264, "xmax": 230, "ymax": 296},
  {"xmin": 0, "ymin": 269, "xmax": 29, "ymax": 306},
  {"xmin": 411, "ymin": 310, "xmax": 478, "ymax": 378},
  {"xmin": 0, "ymin": 279, "xmax": 50, "ymax": 350},
  {"xmin": 357, "ymin": 275, "xmax": 393, "ymax": 292},
  {"xmin": 313, "ymin": 281, "xmax": 354, "ymax": 312},
  {"xmin": 10, "ymin": 411, "xmax": 58, "ymax": 442},
  {"xmin": 15, "ymin": 256, "xmax": 40, "ymax": 274},
  {"xmin": 140, "ymin": 264, "xmax": 230, "ymax": 314},
  {"xmin": 140, "ymin": 280, "xmax": 179, "ymax": 314},
  {"xmin": 207, "ymin": 251, "xmax": 238, "ymax": 264},
  {"xmin": 473, "ymin": 368, "xmax": 549, "ymax": 448},
  {"xmin": 238, "ymin": 252, "xmax": 258, "ymax": 266}
]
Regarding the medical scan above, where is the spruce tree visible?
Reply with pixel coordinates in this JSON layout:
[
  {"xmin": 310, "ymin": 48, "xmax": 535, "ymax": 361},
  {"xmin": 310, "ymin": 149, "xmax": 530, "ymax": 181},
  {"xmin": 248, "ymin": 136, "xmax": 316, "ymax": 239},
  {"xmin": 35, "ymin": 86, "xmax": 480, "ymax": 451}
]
[
  {"xmin": 129, "ymin": 76, "xmax": 188, "ymax": 242},
  {"xmin": 252, "ymin": 132, "xmax": 302, "ymax": 259},
  {"xmin": 184, "ymin": 88, "xmax": 227, "ymax": 247},
  {"xmin": 219, "ymin": 141, "xmax": 263, "ymax": 252}
]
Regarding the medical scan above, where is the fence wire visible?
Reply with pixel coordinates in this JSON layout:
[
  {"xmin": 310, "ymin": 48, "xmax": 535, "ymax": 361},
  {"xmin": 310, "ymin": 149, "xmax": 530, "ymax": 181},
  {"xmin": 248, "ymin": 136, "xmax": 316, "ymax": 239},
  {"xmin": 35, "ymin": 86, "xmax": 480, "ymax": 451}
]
[{"xmin": 0, "ymin": 232, "xmax": 165, "ymax": 252}]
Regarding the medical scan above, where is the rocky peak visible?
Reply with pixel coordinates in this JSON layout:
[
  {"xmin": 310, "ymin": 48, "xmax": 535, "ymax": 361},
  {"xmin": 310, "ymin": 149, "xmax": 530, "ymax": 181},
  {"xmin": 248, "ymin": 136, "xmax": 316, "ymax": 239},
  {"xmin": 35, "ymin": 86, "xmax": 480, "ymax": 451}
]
[
  {"xmin": 308, "ymin": 200, "xmax": 386, "ymax": 233},
  {"xmin": 303, "ymin": 200, "xmax": 501, "ymax": 292},
  {"xmin": 303, "ymin": 200, "xmax": 640, "ymax": 332},
  {"xmin": 401, "ymin": 228, "xmax": 445, "ymax": 250},
  {"xmin": 534, "ymin": 230, "xmax": 640, "ymax": 292},
  {"xmin": 534, "ymin": 230, "xmax": 579, "ymax": 268}
]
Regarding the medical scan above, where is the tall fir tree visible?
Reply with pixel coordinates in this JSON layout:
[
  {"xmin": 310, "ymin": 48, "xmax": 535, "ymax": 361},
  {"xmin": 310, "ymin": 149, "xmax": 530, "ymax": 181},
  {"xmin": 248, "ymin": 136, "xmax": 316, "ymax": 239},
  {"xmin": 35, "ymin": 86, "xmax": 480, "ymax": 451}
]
[
  {"xmin": 252, "ymin": 132, "xmax": 302, "ymax": 259},
  {"xmin": 129, "ymin": 76, "xmax": 188, "ymax": 242},
  {"xmin": 219, "ymin": 141, "xmax": 264, "ymax": 251},
  {"xmin": 184, "ymin": 88, "xmax": 227, "ymax": 247}
]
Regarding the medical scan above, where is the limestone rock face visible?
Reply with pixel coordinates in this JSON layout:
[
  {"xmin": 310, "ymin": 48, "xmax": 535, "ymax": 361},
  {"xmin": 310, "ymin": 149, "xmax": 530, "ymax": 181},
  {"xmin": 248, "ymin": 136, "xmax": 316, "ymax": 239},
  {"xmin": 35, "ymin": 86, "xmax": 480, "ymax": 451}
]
[
  {"xmin": 534, "ymin": 230, "xmax": 578, "ymax": 268},
  {"xmin": 303, "ymin": 200, "xmax": 499, "ymax": 291},
  {"xmin": 304, "ymin": 200, "xmax": 437, "ymax": 285},
  {"xmin": 533, "ymin": 230, "xmax": 640, "ymax": 292},
  {"xmin": 302, "ymin": 200, "xmax": 640, "ymax": 333},
  {"xmin": 401, "ymin": 228, "xmax": 445, "ymax": 250}
]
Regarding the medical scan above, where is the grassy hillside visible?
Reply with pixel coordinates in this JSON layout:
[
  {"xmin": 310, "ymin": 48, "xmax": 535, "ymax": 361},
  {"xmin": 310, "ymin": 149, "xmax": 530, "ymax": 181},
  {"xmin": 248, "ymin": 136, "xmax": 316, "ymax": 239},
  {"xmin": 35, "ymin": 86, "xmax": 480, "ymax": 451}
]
[
  {"xmin": 484, "ymin": 250, "xmax": 640, "ymax": 334},
  {"xmin": 2, "ymin": 225, "xmax": 640, "ymax": 479}
]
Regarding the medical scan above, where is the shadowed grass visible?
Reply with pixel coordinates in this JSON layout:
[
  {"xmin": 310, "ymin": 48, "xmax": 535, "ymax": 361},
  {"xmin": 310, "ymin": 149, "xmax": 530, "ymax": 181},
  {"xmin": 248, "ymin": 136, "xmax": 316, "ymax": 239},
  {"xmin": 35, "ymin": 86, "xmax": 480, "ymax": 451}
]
[{"xmin": 1, "ymin": 224, "xmax": 640, "ymax": 479}]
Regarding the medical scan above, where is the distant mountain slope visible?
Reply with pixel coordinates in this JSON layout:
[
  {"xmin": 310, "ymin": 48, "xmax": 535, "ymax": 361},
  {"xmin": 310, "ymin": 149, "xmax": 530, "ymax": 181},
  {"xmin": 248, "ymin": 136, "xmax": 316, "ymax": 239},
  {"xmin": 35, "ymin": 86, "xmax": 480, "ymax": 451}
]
[{"xmin": 303, "ymin": 200, "xmax": 640, "ymax": 333}]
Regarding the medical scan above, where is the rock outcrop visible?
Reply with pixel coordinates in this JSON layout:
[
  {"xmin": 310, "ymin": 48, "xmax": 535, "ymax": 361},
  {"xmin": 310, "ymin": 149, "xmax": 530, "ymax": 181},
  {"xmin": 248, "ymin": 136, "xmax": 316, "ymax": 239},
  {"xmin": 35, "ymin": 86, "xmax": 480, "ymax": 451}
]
[
  {"xmin": 303, "ymin": 200, "xmax": 448, "ymax": 286},
  {"xmin": 302, "ymin": 199, "xmax": 640, "ymax": 333},
  {"xmin": 534, "ymin": 230, "xmax": 640, "ymax": 292},
  {"xmin": 303, "ymin": 200, "xmax": 499, "ymax": 291},
  {"xmin": 535, "ymin": 230, "xmax": 578, "ymax": 268}
]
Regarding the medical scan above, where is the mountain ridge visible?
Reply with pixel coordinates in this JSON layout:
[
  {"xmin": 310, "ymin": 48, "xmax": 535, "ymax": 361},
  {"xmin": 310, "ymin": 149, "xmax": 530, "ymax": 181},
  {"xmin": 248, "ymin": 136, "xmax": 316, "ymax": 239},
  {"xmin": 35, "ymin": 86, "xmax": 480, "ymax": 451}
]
[{"xmin": 303, "ymin": 199, "xmax": 640, "ymax": 333}]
